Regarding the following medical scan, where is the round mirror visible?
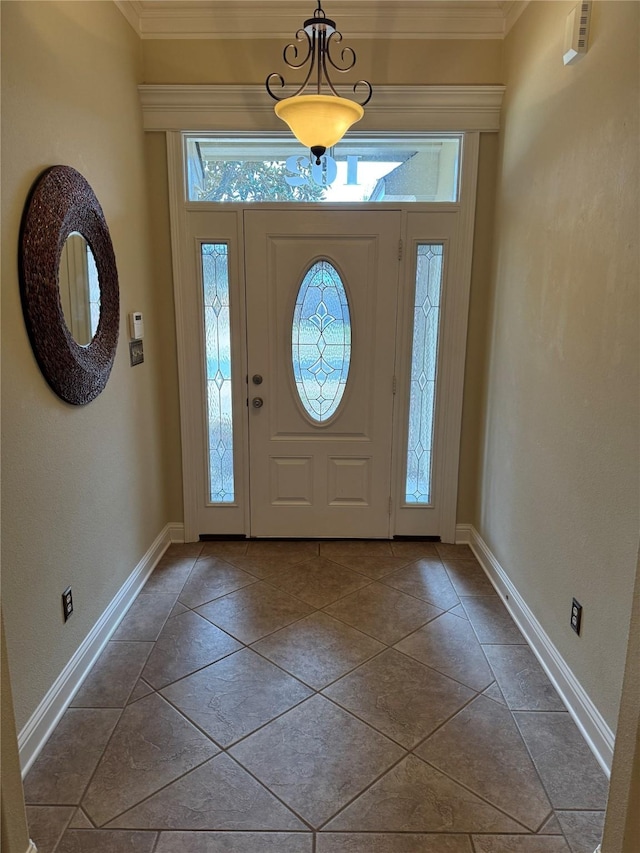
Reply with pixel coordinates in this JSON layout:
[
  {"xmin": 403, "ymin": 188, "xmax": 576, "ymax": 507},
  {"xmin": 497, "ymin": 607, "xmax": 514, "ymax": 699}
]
[
  {"xmin": 19, "ymin": 166, "xmax": 119, "ymax": 405},
  {"xmin": 59, "ymin": 232, "xmax": 101, "ymax": 346}
]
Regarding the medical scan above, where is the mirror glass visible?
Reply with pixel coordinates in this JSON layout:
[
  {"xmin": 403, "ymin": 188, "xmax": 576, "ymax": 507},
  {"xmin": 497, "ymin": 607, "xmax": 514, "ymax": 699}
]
[{"xmin": 59, "ymin": 232, "xmax": 100, "ymax": 346}]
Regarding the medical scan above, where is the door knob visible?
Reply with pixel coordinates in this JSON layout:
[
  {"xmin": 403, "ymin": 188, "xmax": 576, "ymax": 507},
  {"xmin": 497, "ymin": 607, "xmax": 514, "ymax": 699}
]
[
  {"xmin": 252, "ymin": 397, "xmax": 264, "ymax": 408},
  {"xmin": 252, "ymin": 374, "xmax": 263, "ymax": 385}
]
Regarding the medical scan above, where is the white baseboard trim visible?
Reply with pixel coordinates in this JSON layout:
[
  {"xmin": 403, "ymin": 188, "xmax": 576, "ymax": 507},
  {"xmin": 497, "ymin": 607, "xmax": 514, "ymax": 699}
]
[
  {"xmin": 456, "ymin": 523, "xmax": 614, "ymax": 776},
  {"xmin": 26, "ymin": 841, "xmax": 38, "ymax": 853},
  {"xmin": 18, "ymin": 522, "xmax": 182, "ymax": 776},
  {"xmin": 168, "ymin": 522, "xmax": 185, "ymax": 543}
]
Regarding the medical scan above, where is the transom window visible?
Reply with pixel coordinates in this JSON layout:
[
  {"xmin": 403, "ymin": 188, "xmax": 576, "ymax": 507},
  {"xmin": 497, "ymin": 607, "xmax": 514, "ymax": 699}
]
[{"xmin": 185, "ymin": 135, "xmax": 461, "ymax": 203}]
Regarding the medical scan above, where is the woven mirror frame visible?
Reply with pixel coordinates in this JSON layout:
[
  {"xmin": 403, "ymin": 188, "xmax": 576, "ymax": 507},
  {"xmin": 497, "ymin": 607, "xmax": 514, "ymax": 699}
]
[{"xmin": 19, "ymin": 166, "xmax": 119, "ymax": 405}]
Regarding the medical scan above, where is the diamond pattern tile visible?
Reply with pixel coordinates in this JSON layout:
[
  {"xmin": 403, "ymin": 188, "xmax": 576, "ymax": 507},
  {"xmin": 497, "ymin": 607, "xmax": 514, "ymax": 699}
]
[
  {"xmin": 471, "ymin": 838, "xmax": 570, "ymax": 852},
  {"xmin": 141, "ymin": 610, "xmax": 242, "ymax": 689},
  {"xmin": 26, "ymin": 806, "xmax": 75, "ymax": 853},
  {"xmin": 324, "ymin": 754, "xmax": 524, "ymax": 833},
  {"xmin": 24, "ymin": 542, "xmax": 608, "ymax": 852},
  {"xmin": 70, "ymin": 642, "xmax": 153, "ymax": 708},
  {"xmin": 395, "ymin": 611, "xmax": 494, "ymax": 691},
  {"xmin": 144, "ymin": 553, "xmax": 198, "ymax": 594},
  {"xmin": 154, "ymin": 832, "xmax": 313, "ymax": 852},
  {"xmin": 327, "ymin": 554, "xmax": 412, "ymax": 579},
  {"xmin": 161, "ymin": 648, "xmax": 312, "ymax": 746},
  {"xmin": 324, "ymin": 648, "xmax": 473, "ymax": 747},
  {"xmin": 324, "ymin": 581, "xmax": 442, "ymax": 644},
  {"xmin": 81, "ymin": 693, "xmax": 218, "ymax": 825},
  {"xmin": 415, "ymin": 694, "xmax": 552, "ymax": 830},
  {"xmin": 111, "ymin": 593, "xmax": 177, "ymax": 641},
  {"xmin": 461, "ymin": 595, "xmax": 525, "ymax": 644},
  {"xmin": 178, "ymin": 556, "xmax": 256, "ymax": 608},
  {"xmin": 24, "ymin": 709, "xmax": 120, "ymax": 805},
  {"xmin": 318, "ymin": 836, "xmax": 474, "ymax": 853},
  {"xmin": 555, "ymin": 810, "xmax": 605, "ymax": 853},
  {"xmin": 263, "ymin": 556, "xmax": 370, "ymax": 608},
  {"xmin": 252, "ymin": 611, "xmax": 384, "ymax": 689},
  {"xmin": 319, "ymin": 540, "xmax": 393, "ymax": 558},
  {"xmin": 383, "ymin": 558, "xmax": 460, "ymax": 609},
  {"xmin": 230, "ymin": 695, "xmax": 404, "ymax": 827},
  {"xmin": 483, "ymin": 644, "xmax": 565, "ymax": 711},
  {"xmin": 196, "ymin": 581, "xmax": 313, "ymax": 643},
  {"xmin": 56, "ymin": 830, "xmax": 158, "ymax": 852},
  {"xmin": 442, "ymin": 559, "xmax": 497, "ymax": 596},
  {"xmin": 513, "ymin": 712, "xmax": 609, "ymax": 809},
  {"xmin": 107, "ymin": 754, "xmax": 305, "ymax": 830}
]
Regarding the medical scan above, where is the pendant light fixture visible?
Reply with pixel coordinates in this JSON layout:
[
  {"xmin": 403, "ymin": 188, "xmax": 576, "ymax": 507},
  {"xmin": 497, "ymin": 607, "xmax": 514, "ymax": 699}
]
[{"xmin": 266, "ymin": 1, "xmax": 372, "ymax": 164}]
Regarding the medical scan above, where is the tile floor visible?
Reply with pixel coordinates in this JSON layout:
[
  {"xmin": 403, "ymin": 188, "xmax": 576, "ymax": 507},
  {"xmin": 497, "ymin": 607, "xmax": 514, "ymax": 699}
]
[{"xmin": 24, "ymin": 540, "xmax": 609, "ymax": 853}]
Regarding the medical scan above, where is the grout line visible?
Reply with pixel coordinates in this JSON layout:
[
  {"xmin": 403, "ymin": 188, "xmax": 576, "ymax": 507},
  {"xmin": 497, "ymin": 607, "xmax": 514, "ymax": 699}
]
[
  {"xmin": 314, "ymin": 747, "xmax": 412, "ymax": 831},
  {"xmin": 390, "ymin": 641, "xmax": 495, "ymax": 695},
  {"xmin": 30, "ymin": 541, "xmax": 607, "ymax": 842},
  {"xmin": 534, "ymin": 809, "xmax": 556, "ymax": 834},
  {"xmin": 220, "ymin": 752, "xmax": 317, "ymax": 831},
  {"xmin": 195, "ymin": 595, "xmax": 317, "ymax": 645},
  {"xmin": 94, "ymin": 752, "xmax": 217, "ymax": 828},
  {"xmin": 414, "ymin": 755, "xmax": 535, "ymax": 834},
  {"xmin": 405, "ymin": 689, "xmax": 481, "ymax": 753},
  {"xmin": 54, "ymin": 706, "xmax": 126, "ymax": 824},
  {"xmin": 159, "ymin": 676, "xmax": 313, "ymax": 754},
  {"xmin": 43, "ymin": 804, "xmax": 76, "ymax": 853}
]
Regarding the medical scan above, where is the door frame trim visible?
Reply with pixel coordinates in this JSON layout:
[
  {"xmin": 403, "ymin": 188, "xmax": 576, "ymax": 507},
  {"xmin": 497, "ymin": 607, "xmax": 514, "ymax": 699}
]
[{"xmin": 166, "ymin": 130, "xmax": 481, "ymax": 542}]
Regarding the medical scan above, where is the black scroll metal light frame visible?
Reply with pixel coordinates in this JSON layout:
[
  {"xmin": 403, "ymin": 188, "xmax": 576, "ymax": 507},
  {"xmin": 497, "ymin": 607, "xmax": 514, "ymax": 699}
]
[{"xmin": 266, "ymin": 1, "xmax": 372, "ymax": 164}]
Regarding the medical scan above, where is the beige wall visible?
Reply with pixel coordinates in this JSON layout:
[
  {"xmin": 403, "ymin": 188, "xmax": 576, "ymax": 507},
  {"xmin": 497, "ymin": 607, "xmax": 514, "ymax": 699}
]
[
  {"xmin": 142, "ymin": 37, "xmax": 503, "ymax": 85},
  {"xmin": 478, "ymin": 0, "xmax": 639, "ymax": 728},
  {"xmin": 1, "ymin": 616, "xmax": 31, "ymax": 853},
  {"xmin": 1, "ymin": 1, "xmax": 179, "ymax": 729},
  {"xmin": 458, "ymin": 132, "xmax": 499, "ymax": 522},
  {"xmin": 603, "ymin": 549, "xmax": 640, "ymax": 851}
]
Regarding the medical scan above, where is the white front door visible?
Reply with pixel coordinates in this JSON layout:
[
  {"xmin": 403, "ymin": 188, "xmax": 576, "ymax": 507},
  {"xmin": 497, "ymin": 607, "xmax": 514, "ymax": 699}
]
[
  {"xmin": 244, "ymin": 210, "xmax": 401, "ymax": 538},
  {"xmin": 180, "ymin": 206, "xmax": 467, "ymax": 543}
]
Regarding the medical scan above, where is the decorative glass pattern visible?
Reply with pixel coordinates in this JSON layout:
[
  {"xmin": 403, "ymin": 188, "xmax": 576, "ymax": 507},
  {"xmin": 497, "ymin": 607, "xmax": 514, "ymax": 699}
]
[
  {"xmin": 292, "ymin": 260, "xmax": 351, "ymax": 422},
  {"xmin": 201, "ymin": 243, "xmax": 234, "ymax": 502},
  {"xmin": 405, "ymin": 244, "xmax": 444, "ymax": 504}
]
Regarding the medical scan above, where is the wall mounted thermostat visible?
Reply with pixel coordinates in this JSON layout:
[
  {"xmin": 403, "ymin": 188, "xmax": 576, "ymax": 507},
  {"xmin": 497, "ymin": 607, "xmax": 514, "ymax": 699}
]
[{"xmin": 128, "ymin": 312, "xmax": 144, "ymax": 340}]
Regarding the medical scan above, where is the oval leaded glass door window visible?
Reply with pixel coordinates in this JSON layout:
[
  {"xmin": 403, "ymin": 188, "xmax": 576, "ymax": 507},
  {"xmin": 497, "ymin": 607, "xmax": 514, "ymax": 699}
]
[{"xmin": 292, "ymin": 260, "xmax": 351, "ymax": 422}]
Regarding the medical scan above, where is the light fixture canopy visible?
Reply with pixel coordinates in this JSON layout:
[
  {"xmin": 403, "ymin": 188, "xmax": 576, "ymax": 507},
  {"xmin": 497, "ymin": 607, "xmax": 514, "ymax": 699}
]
[{"xmin": 266, "ymin": 1, "xmax": 372, "ymax": 163}]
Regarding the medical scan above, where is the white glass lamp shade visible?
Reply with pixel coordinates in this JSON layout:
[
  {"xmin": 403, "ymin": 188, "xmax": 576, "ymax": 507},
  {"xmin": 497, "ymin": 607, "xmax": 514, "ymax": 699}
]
[{"xmin": 274, "ymin": 94, "xmax": 364, "ymax": 150}]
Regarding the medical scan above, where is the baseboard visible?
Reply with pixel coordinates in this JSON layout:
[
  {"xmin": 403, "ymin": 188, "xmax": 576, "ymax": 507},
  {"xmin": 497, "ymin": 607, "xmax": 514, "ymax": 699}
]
[
  {"xmin": 26, "ymin": 841, "xmax": 38, "ymax": 853},
  {"xmin": 18, "ymin": 522, "xmax": 182, "ymax": 776},
  {"xmin": 168, "ymin": 522, "xmax": 185, "ymax": 543},
  {"xmin": 456, "ymin": 523, "xmax": 614, "ymax": 776}
]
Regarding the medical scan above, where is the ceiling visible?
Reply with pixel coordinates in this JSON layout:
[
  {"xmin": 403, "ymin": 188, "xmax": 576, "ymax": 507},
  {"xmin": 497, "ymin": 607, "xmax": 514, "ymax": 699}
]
[{"xmin": 115, "ymin": 0, "xmax": 528, "ymax": 39}]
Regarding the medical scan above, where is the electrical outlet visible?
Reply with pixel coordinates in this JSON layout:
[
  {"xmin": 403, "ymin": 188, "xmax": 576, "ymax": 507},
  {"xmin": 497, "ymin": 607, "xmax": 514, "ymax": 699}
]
[
  {"xmin": 570, "ymin": 598, "xmax": 582, "ymax": 635},
  {"xmin": 62, "ymin": 587, "xmax": 74, "ymax": 621}
]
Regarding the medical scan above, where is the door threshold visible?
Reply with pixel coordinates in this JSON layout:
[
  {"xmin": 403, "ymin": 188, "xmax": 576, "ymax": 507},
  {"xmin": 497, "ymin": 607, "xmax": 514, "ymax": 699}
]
[{"xmin": 199, "ymin": 534, "xmax": 442, "ymax": 541}]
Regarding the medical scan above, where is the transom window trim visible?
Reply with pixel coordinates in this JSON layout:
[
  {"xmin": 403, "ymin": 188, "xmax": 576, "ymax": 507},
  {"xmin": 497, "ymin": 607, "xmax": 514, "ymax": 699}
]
[{"xmin": 138, "ymin": 84, "xmax": 505, "ymax": 133}]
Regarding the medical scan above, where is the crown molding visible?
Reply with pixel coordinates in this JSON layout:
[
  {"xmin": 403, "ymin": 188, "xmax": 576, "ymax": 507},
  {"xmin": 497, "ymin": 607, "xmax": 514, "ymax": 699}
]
[
  {"xmin": 138, "ymin": 84, "xmax": 504, "ymax": 132},
  {"xmin": 116, "ymin": 0, "xmax": 511, "ymax": 39},
  {"xmin": 502, "ymin": 0, "xmax": 529, "ymax": 35}
]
